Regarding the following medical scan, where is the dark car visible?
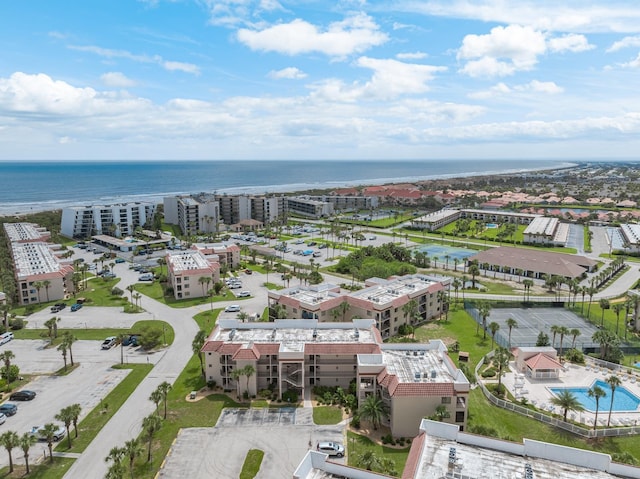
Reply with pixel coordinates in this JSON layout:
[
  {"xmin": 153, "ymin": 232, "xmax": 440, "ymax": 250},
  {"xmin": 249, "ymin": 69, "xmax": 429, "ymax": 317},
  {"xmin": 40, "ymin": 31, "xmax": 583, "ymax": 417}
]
[
  {"xmin": 10, "ymin": 390, "xmax": 36, "ymax": 401},
  {"xmin": 0, "ymin": 403, "xmax": 18, "ymax": 416}
]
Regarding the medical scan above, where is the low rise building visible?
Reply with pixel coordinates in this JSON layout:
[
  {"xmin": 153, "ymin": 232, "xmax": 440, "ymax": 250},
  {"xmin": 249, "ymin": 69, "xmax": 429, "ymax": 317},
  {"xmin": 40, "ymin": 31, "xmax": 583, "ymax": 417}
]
[
  {"xmin": 165, "ymin": 250, "xmax": 220, "ymax": 300},
  {"xmin": 411, "ymin": 208, "xmax": 541, "ymax": 231},
  {"xmin": 192, "ymin": 242, "xmax": 241, "ymax": 269},
  {"xmin": 268, "ymin": 274, "xmax": 448, "ymax": 338},
  {"xmin": 286, "ymin": 197, "xmax": 333, "ymax": 219},
  {"xmin": 523, "ymin": 216, "xmax": 569, "ymax": 246},
  {"xmin": 3, "ymin": 222, "xmax": 51, "ymax": 243},
  {"xmin": 202, "ymin": 319, "xmax": 468, "ymax": 437}
]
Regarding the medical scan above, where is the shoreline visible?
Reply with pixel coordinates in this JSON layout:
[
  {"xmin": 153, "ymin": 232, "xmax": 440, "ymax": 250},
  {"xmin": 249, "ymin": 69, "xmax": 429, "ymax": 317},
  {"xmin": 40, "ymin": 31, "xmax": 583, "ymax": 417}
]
[{"xmin": 0, "ymin": 161, "xmax": 578, "ymax": 217}]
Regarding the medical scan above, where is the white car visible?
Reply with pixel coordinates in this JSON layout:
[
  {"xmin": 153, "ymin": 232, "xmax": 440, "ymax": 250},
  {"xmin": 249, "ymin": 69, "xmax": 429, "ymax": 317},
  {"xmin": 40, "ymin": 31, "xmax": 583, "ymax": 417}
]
[
  {"xmin": 225, "ymin": 305, "xmax": 241, "ymax": 312},
  {"xmin": 237, "ymin": 291, "xmax": 251, "ymax": 298},
  {"xmin": 29, "ymin": 425, "xmax": 66, "ymax": 441},
  {"xmin": 0, "ymin": 413, "xmax": 6, "ymax": 425}
]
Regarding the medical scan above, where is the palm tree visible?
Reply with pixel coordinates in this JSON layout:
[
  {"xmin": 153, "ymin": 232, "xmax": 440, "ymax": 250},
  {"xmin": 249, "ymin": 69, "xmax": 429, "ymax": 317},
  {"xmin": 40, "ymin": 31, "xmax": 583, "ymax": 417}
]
[
  {"xmin": 488, "ymin": 322, "xmax": 500, "ymax": 349},
  {"xmin": 198, "ymin": 276, "xmax": 211, "ymax": 297},
  {"xmin": 192, "ymin": 330, "xmax": 207, "ymax": 379},
  {"xmin": 40, "ymin": 423, "xmax": 60, "ymax": 463},
  {"xmin": 69, "ymin": 403, "xmax": 81, "ymax": 438},
  {"xmin": 599, "ymin": 299, "xmax": 610, "ymax": 327},
  {"xmin": 506, "ymin": 318, "xmax": 518, "ymax": 348},
  {"xmin": 123, "ymin": 438, "xmax": 143, "ymax": 479},
  {"xmin": 494, "ymin": 347, "xmax": 510, "ymax": 395},
  {"xmin": 62, "ymin": 331, "xmax": 77, "ymax": 366},
  {"xmin": 558, "ymin": 326, "xmax": 570, "ymax": 359},
  {"xmin": 570, "ymin": 328, "xmax": 581, "ymax": 349},
  {"xmin": 149, "ymin": 389, "xmax": 162, "ymax": 414},
  {"xmin": 359, "ymin": 395, "xmax": 387, "ymax": 430},
  {"xmin": 243, "ymin": 364, "xmax": 256, "ymax": 396},
  {"xmin": 613, "ymin": 303, "xmax": 624, "ymax": 336},
  {"xmin": 44, "ymin": 316, "xmax": 60, "ymax": 341},
  {"xmin": 523, "ymin": 279, "xmax": 533, "ymax": 302},
  {"xmin": 452, "ymin": 279, "xmax": 461, "ymax": 304},
  {"xmin": 0, "ymin": 350, "xmax": 15, "ymax": 383},
  {"xmin": 588, "ymin": 385, "xmax": 606, "ymax": 430},
  {"xmin": 402, "ymin": 299, "xmax": 419, "ymax": 326},
  {"xmin": 0, "ymin": 430, "xmax": 19, "ymax": 473},
  {"xmin": 469, "ymin": 264, "xmax": 480, "ymax": 288},
  {"xmin": 339, "ymin": 301, "xmax": 350, "ymax": 321},
  {"xmin": 19, "ymin": 432, "xmax": 36, "ymax": 474},
  {"xmin": 42, "ymin": 279, "xmax": 51, "ymax": 302},
  {"xmin": 105, "ymin": 445, "xmax": 126, "ymax": 479},
  {"xmin": 357, "ymin": 450, "xmax": 382, "ymax": 472},
  {"xmin": 142, "ymin": 414, "xmax": 162, "ymax": 462},
  {"xmin": 57, "ymin": 340, "xmax": 69, "ymax": 371},
  {"xmin": 33, "ymin": 281, "xmax": 43, "ymax": 303},
  {"xmin": 550, "ymin": 390, "xmax": 584, "ymax": 422},
  {"xmin": 157, "ymin": 381, "xmax": 172, "ymax": 419},
  {"xmin": 550, "ymin": 325, "xmax": 561, "ymax": 348},
  {"xmin": 477, "ymin": 301, "xmax": 491, "ymax": 339},
  {"xmin": 55, "ymin": 406, "xmax": 74, "ymax": 449},
  {"xmin": 433, "ymin": 404, "xmax": 451, "ymax": 421},
  {"xmin": 126, "ymin": 284, "xmax": 135, "ymax": 304},
  {"xmin": 606, "ymin": 375, "xmax": 622, "ymax": 427}
]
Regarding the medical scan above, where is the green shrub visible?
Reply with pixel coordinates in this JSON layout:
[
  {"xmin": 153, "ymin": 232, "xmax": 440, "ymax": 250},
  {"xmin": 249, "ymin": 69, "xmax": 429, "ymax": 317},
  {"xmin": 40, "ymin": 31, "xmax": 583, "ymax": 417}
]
[
  {"xmin": 481, "ymin": 368, "xmax": 496, "ymax": 378},
  {"xmin": 282, "ymin": 390, "xmax": 298, "ymax": 403},
  {"xmin": 9, "ymin": 318, "xmax": 24, "ymax": 330},
  {"xmin": 258, "ymin": 389, "xmax": 272, "ymax": 398},
  {"xmin": 111, "ymin": 287, "xmax": 124, "ymax": 296},
  {"xmin": 350, "ymin": 414, "xmax": 360, "ymax": 429},
  {"xmin": 564, "ymin": 348, "xmax": 584, "ymax": 364},
  {"xmin": 207, "ymin": 380, "xmax": 217, "ymax": 389}
]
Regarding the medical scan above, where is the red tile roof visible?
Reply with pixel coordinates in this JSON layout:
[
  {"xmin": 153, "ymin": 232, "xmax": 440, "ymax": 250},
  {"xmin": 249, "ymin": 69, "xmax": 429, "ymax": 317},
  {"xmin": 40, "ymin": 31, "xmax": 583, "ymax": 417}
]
[
  {"xmin": 201, "ymin": 340, "xmax": 223, "ymax": 352},
  {"xmin": 305, "ymin": 343, "xmax": 380, "ymax": 354},
  {"xmin": 392, "ymin": 383, "xmax": 454, "ymax": 397},
  {"xmin": 525, "ymin": 353, "xmax": 563, "ymax": 371},
  {"xmin": 233, "ymin": 344, "xmax": 261, "ymax": 360},
  {"xmin": 402, "ymin": 431, "xmax": 426, "ymax": 479}
]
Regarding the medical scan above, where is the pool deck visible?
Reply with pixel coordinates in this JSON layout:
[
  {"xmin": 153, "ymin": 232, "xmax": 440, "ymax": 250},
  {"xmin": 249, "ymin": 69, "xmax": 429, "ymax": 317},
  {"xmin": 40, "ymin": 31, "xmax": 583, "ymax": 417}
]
[{"xmin": 501, "ymin": 361, "xmax": 640, "ymax": 428}]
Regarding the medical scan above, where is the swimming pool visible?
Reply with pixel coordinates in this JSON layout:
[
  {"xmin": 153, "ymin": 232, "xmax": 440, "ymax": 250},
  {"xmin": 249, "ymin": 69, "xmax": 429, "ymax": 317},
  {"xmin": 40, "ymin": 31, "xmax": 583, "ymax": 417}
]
[
  {"xmin": 486, "ymin": 223, "xmax": 498, "ymax": 228},
  {"xmin": 414, "ymin": 244, "xmax": 476, "ymax": 261},
  {"xmin": 550, "ymin": 379, "xmax": 640, "ymax": 412}
]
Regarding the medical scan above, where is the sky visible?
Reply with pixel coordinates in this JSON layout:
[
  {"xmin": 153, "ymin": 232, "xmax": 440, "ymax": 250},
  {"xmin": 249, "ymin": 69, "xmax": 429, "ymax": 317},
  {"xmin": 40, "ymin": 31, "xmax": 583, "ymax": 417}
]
[{"xmin": 1, "ymin": 1, "xmax": 640, "ymax": 161}]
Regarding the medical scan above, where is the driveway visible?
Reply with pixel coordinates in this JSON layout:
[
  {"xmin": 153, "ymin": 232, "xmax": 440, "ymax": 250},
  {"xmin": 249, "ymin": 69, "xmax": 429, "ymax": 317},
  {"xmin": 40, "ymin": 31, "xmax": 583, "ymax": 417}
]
[{"xmin": 158, "ymin": 409, "xmax": 345, "ymax": 479}]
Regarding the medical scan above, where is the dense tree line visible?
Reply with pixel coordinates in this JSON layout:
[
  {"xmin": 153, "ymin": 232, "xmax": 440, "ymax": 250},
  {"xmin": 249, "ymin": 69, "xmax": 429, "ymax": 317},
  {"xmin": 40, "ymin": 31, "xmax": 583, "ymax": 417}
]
[{"xmin": 334, "ymin": 243, "xmax": 416, "ymax": 281}]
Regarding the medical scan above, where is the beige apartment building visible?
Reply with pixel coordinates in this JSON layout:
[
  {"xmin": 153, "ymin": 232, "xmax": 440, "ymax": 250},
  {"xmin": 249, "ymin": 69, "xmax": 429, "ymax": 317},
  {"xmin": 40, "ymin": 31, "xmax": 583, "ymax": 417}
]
[
  {"xmin": 268, "ymin": 274, "xmax": 448, "ymax": 339},
  {"xmin": 202, "ymin": 319, "xmax": 469, "ymax": 437},
  {"xmin": 191, "ymin": 242, "xmax": 241, "ymax": 269},
  {"xmin": 165, "ymin": 250, "xmax": 220, "ymax": 300}
]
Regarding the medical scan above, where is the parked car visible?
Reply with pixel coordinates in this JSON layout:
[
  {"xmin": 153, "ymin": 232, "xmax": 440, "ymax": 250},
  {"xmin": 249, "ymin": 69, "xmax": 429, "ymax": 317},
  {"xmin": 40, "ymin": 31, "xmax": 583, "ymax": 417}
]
[
  {"xmin": 0, "ymin": 413, "xmax": 6, "ymax": 425},
  {"xmin": 50, "ymin": 305, "xmax": 62, "ymax": 313},
  {"xmin": 54, "ymin": 303, "xmax": 66, "ymax": 310},
  {"xmin": 10, "ymin": 390, "xmax": 36, "ymax": 401},
  {"xmin": 70, "ymin": 303, "xmax": 82, "ymax": 312},
  {"xmin": 121, "ymin": 335, "xmax": 139, "ymax": 347},
  {"xmin": 237, "ymin": 291, "xmax": 251, "ymax": 298},
  {"xmin": 317, "ymin": 441, "xmax": 344, "ymax": 457},
  {"xmin": 138, "ymin": 273, "xmax": 154, "ymax": 281},
  {"xmin": 228, "ymin": 283, "xmax": 242, "ymax": 289},
  {"xmin": 115, "ymin": 258, "xmax": 125, "ymax": 263},
  {"xmin": 244, "ymin": 269, "xmax": 253, "ymax": 275},
  {"xmin": 0, "ymin": 403, "xmax": 18, "ymax": 416},
  {"xmin": 101, "ymin": 336, "xmax": 117, "ymax": 350},
  {"xmin": 29, "ymin": 425, "xmax": 66, "ymax": 441},
  {"xmin": 224, "ymin": 305, "xmax": 241, "ymax": 313}
]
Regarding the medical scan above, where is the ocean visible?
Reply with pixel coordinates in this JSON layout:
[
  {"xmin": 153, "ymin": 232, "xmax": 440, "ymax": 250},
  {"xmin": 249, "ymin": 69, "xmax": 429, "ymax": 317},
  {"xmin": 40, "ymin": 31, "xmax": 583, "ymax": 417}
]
[{"xmin": 0, "ymin": 159, "xmax": 575, "ymax": 216}]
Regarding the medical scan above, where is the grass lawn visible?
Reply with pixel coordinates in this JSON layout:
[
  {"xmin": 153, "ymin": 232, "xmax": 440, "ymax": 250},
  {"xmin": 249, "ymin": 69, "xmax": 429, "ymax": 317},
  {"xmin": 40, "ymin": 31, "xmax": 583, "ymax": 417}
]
[
  {"xmin": 55, "ymin": 363, "xmax": 153, "ymax": 454},
  {"xmin": 239, "ymin": 449, "xmax": 264, "ymax": 479},
  {"xmin": 192, "ymin": 309, "xmax": 220, "ymax": 333},
  {"xmin": 14, "ymin": 320, "xmax": 175, "ymax": 346},
  {"xmin": 0, "ymin": 457, "xmax": 75, "ymax": 479},
  {"xmin": 134, "ymin": 281, "xmax": 236, "ymax": 308},
  {"xmin": 347, "ymin": 431, "xmax": 410, "ymax": 477},
  {"xmin": 313, "ymin": 406, "xmax": 343, "ymax": 425}
]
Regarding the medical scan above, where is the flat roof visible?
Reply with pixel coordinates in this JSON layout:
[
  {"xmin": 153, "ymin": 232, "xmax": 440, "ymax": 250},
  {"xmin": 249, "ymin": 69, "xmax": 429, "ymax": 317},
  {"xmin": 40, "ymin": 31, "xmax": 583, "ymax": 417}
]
[
  {"xmin": 414, "ymin": 434, "xmax": 617, "ymax": 479},
  {"xmin": 414, "ymin": 209, "xmax": 460, "ymax": 223},
  {"xmin": 524, "ymin": 216, "xmax": 559, "ymax": 236},
  {"xmin": 3, "ymin": 223, "xmax": 48, "ymax": 242},
  {"xmin": 211, "ymin": 319, "xmax": 377, "ymax": 346},
  {"xmin": 167, "ymin": 250, "xmax": 211, "ymax": 272},
  {"xmin": 381, "ymin": 348, "xmax": 452, "ymax": 383},
  {"xmin": 621, "ymin": 224, "xmax": 640, "ymax": 246},
  {"xmin": 12, "ymin": 242, "xmax": 64, "ymax": 277},
  {"xmin": 351, "ymin": 274, "xmax": 441, "ymax": 305},
  {"xmin": 275, "ymin": 284, "xmax": 342, "ymax": 305}
]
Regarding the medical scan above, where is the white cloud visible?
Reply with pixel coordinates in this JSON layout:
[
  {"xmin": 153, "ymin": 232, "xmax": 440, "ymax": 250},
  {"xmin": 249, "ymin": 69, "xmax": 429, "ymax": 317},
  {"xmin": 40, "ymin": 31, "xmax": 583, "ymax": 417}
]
[
  {"xmin": 201, "ymin": 0, "xmax": 285, "ymax": 27},
  {"xmin": 268, "ymin": 67, "xmax": 307, "ymax": 79},
  {"xmin": 548, "ymin": 33, "xmax": 594, "ymax": 53},
  {"xmin": 519, "ymin": 80, "xmax": 563, "ymax": 94},
  {"xmin": 607, "ymin": 35, "xmax": 640, "ymax": 52},
  {"xmin": 393, "ymin": 1, "xmax": 640, "ymax": 33},
  {"xmin": 621, "ymin": 52, "xmax": 640, "ymax": 68},
  {"xmin": 101, "ymin": 72, "xmax": 136, "ymax": 88},
  {"xmin": 309, "ymin": 57, "xmax": 445, "ymax": 101},
  {"xmin": 69, "ymin": 44, "xmax": 200, "ymax": 75},
  {"xmin": 236, "ymin": 13, "xmax": 388, "ymax": 57},
  {"xmin": 469, "ymin": 80, "xmax": 562, "ymax": 99},
  {"xmin": 458, "ymin": 25, "xmax": 547, "ymax": 77},
  {"xmin": 396, "ymin": 51, "xmax": 428, "ymax": 60}
]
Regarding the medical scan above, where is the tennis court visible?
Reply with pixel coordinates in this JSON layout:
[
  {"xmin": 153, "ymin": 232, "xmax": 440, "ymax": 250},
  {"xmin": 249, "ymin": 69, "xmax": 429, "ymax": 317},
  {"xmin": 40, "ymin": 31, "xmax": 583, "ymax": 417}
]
[
  {"xmin": 415, "ymin": 244, "xmax": 476, "ymax": 261},
  {"xmin": 470, "ymin": 307, "xmax": 600, "ymax": 350}
]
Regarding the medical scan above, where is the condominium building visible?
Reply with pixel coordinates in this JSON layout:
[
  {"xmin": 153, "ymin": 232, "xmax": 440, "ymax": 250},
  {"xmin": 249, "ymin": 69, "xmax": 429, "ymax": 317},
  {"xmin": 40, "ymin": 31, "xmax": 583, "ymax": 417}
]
[
  {"xmin": 11, "ymin": 242, "xmax": 74, "ymax": 305},
  {"xmin": 523, "ymin": 217, "xmax": 569, "ymax": 246},
  {"xmin": 165, "ymin": 250, "xmax": 220, "ymax": 300},
  {"xmin": 286, "ymin": 197, "xmax": 334, "ymax": 219},
  {"xmin": 303, "ymin": 195, "xmax": 379, "ymax": 213},
  {"xmin": 268, "ymin": 274, "xmax": 448, "ymax": 339},
  {"xmin": 295, "ymin": 419, "xmax": 637, "ymax": 479},
  {"xmin": 3, "ymin": 222, "xmax": 51, "ymax": 243},
  {"xmin": 61, "ymin": 202, "xmax": 156, "ymax": 239},
  {"xmin": 202, "ymin": 319, "xmax": 469, "ymax": 437},
  {"xmin": 411, "ymin": 208, "xmax": 541, "ymax": 231},
  {"xmin": 164, "ymin": 194, "xmax": 286, "ymax": 235},
  {"xmin": 192, "ymin": 242, "xmax": 241, "ymax": 269}
]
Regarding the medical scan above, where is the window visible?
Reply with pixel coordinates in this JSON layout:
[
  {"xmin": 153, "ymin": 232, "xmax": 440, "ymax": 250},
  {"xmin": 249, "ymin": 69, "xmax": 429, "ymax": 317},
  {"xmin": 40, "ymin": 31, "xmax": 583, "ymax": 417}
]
[
  {"xmin": 441, "ymin": 397, "xmax": 451, "ymax": 404},
  {"xmin": 456, "ymin": 411, "xmax": 465, "ymax": 422}
]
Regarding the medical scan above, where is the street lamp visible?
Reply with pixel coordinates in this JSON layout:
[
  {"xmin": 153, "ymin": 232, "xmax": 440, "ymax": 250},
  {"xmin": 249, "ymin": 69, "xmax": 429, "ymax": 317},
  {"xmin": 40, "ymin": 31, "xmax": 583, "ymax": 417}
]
[{"xmin": 163, "ymin": 324, "xmax": 167, "ymax": 346}]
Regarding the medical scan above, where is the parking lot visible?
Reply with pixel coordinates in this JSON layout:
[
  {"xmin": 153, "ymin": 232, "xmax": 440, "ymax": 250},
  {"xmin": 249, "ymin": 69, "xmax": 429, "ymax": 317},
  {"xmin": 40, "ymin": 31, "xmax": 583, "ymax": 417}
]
[{"xmin": 159, "ymin": 408, "xmax": 345, "ymax": 479}]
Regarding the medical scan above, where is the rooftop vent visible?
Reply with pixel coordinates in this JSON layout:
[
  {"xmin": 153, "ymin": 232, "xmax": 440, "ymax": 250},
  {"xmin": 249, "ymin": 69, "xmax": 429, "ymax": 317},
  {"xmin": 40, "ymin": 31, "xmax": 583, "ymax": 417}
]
[
  {"xmin": 431, "ymin": 370, "xmax": 437, "ymax": 379},
  {"xmin": 229, "ymin": 329, "xmax": 236, "ymax": 340}
]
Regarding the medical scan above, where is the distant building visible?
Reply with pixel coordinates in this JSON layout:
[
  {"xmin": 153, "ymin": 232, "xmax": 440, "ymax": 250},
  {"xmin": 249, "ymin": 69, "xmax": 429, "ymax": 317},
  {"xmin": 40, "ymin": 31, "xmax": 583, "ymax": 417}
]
[
  {"xmin": 165, "ymin": 250, "xmax": 220, "ymax": 300},
  {"xmin": 192, "ymin": 242, "xmax": 241, "ymax": 269},
  {"xmin": 61, "ymin": 202, "xmax": 156, "ymax": 239},
  {"xmin": 286, "ymin": 197, "xmax": 333, "ymax": 219},
  {"xmin": 303, "ymin": 195, "xmax": 378, "ymax": 212},
  {"xmin": 523, "ymin": 217, "xmax": 569, "ymax": 246},
  {"xmin": 202, "ymin": 319, "xmax": 469, "ymax": 437},
  {"xmin": 411, "ymin": 208, "xmax": 541, "ymax": 231},
  {"xmin": 268, "ymin": 274, "xmax": 448, "ymax": 339},
  {"xmin": 467, "ymin": 246, "xmax": 597, "ymax": 280},
  {"xmin": 619, "ymin": 224, "xmax": 640, "ymax": 253},
  {"xmin": 3, "ymin": 222, "xmax": 51, "ymax": 243}
]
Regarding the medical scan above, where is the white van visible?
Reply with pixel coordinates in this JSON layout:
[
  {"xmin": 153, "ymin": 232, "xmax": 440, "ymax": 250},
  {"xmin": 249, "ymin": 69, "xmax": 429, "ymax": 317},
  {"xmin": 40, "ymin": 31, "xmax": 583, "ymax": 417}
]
[
  {"xmin": 138, "ymin": 273, "xmax": 154, "ymax": 281},
  {"xmin": 0, "ymin": 332, "xmax": 14, "ymax": 345}
]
